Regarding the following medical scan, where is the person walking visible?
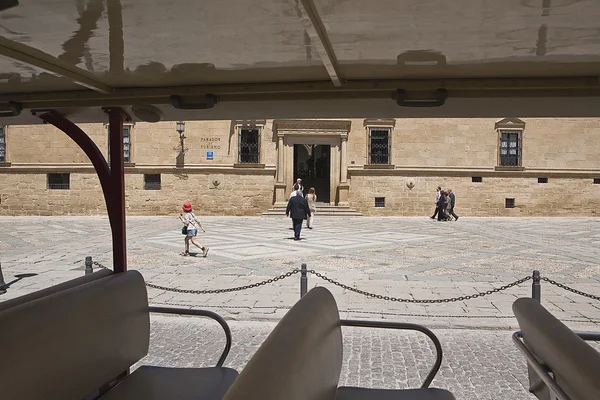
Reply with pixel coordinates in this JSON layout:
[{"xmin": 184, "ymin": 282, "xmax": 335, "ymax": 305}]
[
  {"xmin": 430, "ymin": 186, "xmax": 442, "ymax": 219},
  {"xmin": 179, "ymin": 202, "xmax": 209, "ymax": 257},
  {"xmin": 448, "ymin": 189, "xmax": 459, "ymax": 221},
  {"xmin": 306, "ymin": 187, "xmax": 317, "ymax": 229},
  {"xmin": 437, "ymin": 190, "xmax": 448, "ymax": 221},
  {"xmin": 286, "ymin": 189, "xmax": 311, "ymax": 240}
]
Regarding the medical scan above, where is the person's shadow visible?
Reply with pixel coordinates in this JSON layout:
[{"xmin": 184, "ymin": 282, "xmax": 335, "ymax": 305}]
[{"xmin": 0, "ymin": 273, "xmax": 38, "ymax": 294}]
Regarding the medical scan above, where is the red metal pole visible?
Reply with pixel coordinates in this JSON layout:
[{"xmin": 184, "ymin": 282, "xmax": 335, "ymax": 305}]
[
  {"xmin": 38, "ymin": 109, "xmax": 129, "ymax": 273},
  {"xmin": 107, "ymin": 108, "xmax": 127, "ymax": 273}
]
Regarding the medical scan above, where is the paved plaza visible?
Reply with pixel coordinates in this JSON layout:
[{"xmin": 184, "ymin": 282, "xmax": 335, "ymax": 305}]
[{"xmin": 1, "ymin": 216, "xmax": 600, "ymax": 399}]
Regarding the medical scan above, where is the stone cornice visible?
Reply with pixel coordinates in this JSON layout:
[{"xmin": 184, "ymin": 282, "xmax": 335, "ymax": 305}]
[{"xmin": 273, "ymin": 119, "xmax": 351, "ymax": 135}]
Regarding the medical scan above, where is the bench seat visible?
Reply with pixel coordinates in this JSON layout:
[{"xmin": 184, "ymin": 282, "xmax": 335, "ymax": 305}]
[
  {"xmin": 0, "ymin": 270, "xmax": 238, "ymax": 400},
  {"xmin": 100, "ymin": 366, "xmax": 238, "ymax": 400},
  {"xmin": 222, "ymin": 287, "xmax": 454, "ymax": 400},
  {"xmin": 336, "ymin": 387, "xmax": 455, "ymax": 400}
]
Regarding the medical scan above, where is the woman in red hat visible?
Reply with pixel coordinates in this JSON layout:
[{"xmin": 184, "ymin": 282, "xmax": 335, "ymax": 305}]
[{"xmin": 178, "ymin": 202, "xmax": 209, "ymax": 257}]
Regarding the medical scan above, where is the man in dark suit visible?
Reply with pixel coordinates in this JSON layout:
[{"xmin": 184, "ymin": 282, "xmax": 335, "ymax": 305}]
[
  {"xmin": 448, "ymin": 189, "xmax": 459, "ymax": 221},
  {"xmin": 286, "ymin": 190, "xmax": 311, "ymax": 240}
]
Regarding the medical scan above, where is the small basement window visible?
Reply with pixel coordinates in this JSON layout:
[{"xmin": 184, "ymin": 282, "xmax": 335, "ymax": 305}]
[
  {"xmin": 538, "ymin": 177, "xmax": 548, "ymax": 183},
  {"xmin": 47, "ymin": 173, "xmax": 70, "ymax": 190},
  {"xmin": 144, "ymin": 174, "xmax": 161, "ymax": 190},
  {"xmin": 472, "ymin": 177, "xmax": 482, "ymax": 183},
  {"xmin": 594, "ymin": 178, "xmax": 600, "ymax": 184},
  {"xmin": 505, "ymin": 198, "xmax": 515, "ymax": 208},
  {"xmin": 374, "ymin": 197, "xmax": 385, "ymax": 207}
]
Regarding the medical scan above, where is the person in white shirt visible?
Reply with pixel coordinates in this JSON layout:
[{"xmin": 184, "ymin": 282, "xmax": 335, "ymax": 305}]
[
  {"xmin": 430, "ymin": 186, "xmax": 442, "ymax": 219},
  {"xmin": 179, "ymin": 202, "xmax": 209, "ymax": 257}
]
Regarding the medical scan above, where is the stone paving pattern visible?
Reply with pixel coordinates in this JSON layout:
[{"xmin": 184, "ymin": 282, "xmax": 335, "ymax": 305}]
[
  {"xmin": 2, "ymin": 216, "xmax": 600, "ymax": 399},
  {"xmin": 1, "ymin": 216, "xmax": 599, "ymax": 330},
  {"xmin": 137, "ymin": 315, "xmax": 597, "ymax": 400}
]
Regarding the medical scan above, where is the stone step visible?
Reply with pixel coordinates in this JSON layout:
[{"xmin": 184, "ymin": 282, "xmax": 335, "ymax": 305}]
[{"xmin": 262, "ymin": 204, "xmax": 362, "ymax": 217}]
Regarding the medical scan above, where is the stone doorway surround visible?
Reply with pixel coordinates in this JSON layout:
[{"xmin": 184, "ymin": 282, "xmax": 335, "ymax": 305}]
[{"xmin": 273, "ymin": 120, "xmax": 351, "ymax": 206}]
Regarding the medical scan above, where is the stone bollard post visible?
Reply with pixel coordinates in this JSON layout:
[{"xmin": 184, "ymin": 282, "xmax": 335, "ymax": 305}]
[
  {"xmin": 0, "ymin": 262, "xmax": 7, "ymax": 295},
  {"xmin": 532, "ymin": 270, "xmax": 541, "ymax": 303},
  {"xmin": 300, "ymin": 263, "xmax": 308, "ymax": 298},
  {"xmin": 85, "ymin": 256, "xmax": 93, "ymax": 275}
]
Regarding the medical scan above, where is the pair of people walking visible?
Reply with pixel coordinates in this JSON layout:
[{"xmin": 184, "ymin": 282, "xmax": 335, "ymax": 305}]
[
  {"xmin": 286, "ymin": 187, "xmax": 317, "ymax": 240},
  {"xmin": 179, "ymin": 202, "xmax": 209, "ymax": 256},
  {"xmin": 430, "ymin": 187, "xmax": 459, "ymax": 221}
]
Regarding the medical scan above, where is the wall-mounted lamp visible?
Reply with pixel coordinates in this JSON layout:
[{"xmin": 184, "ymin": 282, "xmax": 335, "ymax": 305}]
[{"xmin": 175, "ymin": 121, "xmax": 188, "ymax": 154}]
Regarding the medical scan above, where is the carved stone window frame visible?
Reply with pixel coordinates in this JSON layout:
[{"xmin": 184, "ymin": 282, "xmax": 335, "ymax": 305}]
[
  {"xmin": 495, "ymin": 118, "xmax": 525, "ymax": 169},
  {"xmin": 364, "ymin": 118, "xmax": 395, "ymax": 167}
]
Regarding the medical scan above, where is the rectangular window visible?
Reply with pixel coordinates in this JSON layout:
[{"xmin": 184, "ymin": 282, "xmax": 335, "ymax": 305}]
[
  {"xmin": 472, "ymin": 176, "xmax": 482, "ymax": 183},
  {"xmin": 368, "ymin": 128, "xmax": 390, "ymax": 164},
  {"xmin": 499, "ymin": 130, "xmax": 521, "ymax": 166},
  {"xmin": 144, "ymin": 174, "xmax": 161, "ymax": 190},
  {"xmin": 107, "ymin": 126, "xmax": 131, "ymax": 163},
  {"xmin": 374, "ymin": 197, "xmax": 385, "ymax": 207},
  {"xmin": 538, "ymin": 177, "xmax": 548, "ymax": 183},
  {"xmin": 238, "ymin": 127, "xmax": 260, "ymax": 163},
  {"xmin": 47, "ymin": 173, "xmax": 70, "ymax": 190},
  {"xmin": 505, "ymin": 198, "xmax": 515, "ymax": 208},
  {"xmin": 594, "ymin": 178, "xmax": 600, "ymax": 184}
]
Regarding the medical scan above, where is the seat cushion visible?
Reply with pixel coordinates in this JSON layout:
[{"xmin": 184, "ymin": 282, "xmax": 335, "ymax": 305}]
[
  {"xmin": 336, "ymin": 386, "xmax": 455, "ymax": 400},
  {"xmin": 101, "ymin": 365, "xmax": 239, "ymax": 400}
]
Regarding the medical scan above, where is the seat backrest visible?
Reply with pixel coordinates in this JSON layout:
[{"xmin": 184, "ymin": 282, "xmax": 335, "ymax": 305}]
[
  {"xmin": 0, "ymin": 270, "xmax": 150, "ymax": 400},
  {"xmin": 0, "ymin": 268, "xmax": 113, "ymax": 312},
  {"xmin": 223, "ymin": 287, "xmax": 343, "ymax": 400},
  {"xmin": 513, "ymin": 298, "xmax": 600, "ymax": 400}
]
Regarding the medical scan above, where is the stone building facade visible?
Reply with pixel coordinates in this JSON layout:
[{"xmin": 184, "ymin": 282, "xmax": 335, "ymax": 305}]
[{"xmin": 0, "ymin": 118, "xmax": 599, "ymax": 216}]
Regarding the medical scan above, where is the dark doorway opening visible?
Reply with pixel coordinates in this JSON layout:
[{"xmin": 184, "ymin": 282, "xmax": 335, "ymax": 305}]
[{"xmin": 293, "ymin": 144, "xmax": 330, "ymax": 203}]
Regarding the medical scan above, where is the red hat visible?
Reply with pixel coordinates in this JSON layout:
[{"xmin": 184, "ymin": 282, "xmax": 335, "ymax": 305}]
[{"xmin": 182, "ymin": 202, "xmax": 192, "ymax": 212}]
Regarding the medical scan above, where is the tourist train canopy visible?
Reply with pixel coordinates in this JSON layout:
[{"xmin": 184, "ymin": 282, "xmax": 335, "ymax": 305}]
[{"xmin": 0, "ymin": 0, "xmax": 599, "ymax": 124}]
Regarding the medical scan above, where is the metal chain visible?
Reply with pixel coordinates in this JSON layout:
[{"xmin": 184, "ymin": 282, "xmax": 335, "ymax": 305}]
[
  {"xmin": 309, "ymin": 270, "xmax": 532, "ymax": 303},
  {"xmin": 145, "ymin": 269, "xmax": 300, "ymax": 294},
  {"xmin": 541, "ymin": 277, "xmax": 600, "ymax": 301},
  {"xmin": 93, "ymin": 261, "xmax": 299, "ymax": 293},
  {"xmin": 91, "ymin": 260, "xmax": 532, "ymax": 302},
  {"xmin": 92, "ymin": 261, "xmax": 109, "ymax": 270}
]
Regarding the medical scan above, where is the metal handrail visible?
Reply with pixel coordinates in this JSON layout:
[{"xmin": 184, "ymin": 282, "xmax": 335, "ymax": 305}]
[
  {"xmin": 340, "ymin": 319, "xmax": 443, "ymax": 389},
  {"xmin": 149, "ymin": 306, "xmax": 232, "ymax": 367},
  {"xmin": 512, "ymin": 331, "xmax": 570, "ymax": 400}
]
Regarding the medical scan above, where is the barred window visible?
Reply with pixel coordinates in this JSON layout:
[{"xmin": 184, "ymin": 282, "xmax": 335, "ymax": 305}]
[
  {"xmin": 0, "ymin": 126, "xmax": 5, "ymax": 162},
  {"xmin": 144, "ymin": 174, "xmax": 161, "ymax": 190},
  {"xmin": 47, "ymin": 173, "xmax": 70, "ymax": 190},
  {"xmin": 368, "ymin": 128, "xmax": 390, "ymax": 164},
  {"xmin": 499, "ymin": 130, "xmax": 521, "ymax": 166},
  {"xmin": 374, "ymin": 197, "xmax": 385, "ymax": 207},
  {"xmin": 505, "ymin": 198, "xmax": 515, "ymax": 208},
  {"xmin": 107, "ymin": 125, "xmax": 131, "ymax": 163},
  {"xmin": 238, "ymin": 128, "xmax": 260, "ymax": 163}
]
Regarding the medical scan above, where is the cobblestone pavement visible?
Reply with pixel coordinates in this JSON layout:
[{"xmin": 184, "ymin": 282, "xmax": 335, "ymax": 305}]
[
  {"xmin": 139, "ymin": 316, "xmax": 536, "ymax": 399},
  {"xmin": 1, "ymin": 216, "xmax": 599, "ymax": 330}
]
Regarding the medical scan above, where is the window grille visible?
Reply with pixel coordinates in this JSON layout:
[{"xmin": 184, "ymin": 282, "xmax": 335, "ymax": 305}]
[
  {"xmin": 499, "ymin": 130, "xmax": 520, "ymax": 166},
  {"xmin": 144, "ymin": 174, "xmax": 161, "ymax": 190},
  {"xmin": 47, "ymin": 173, "xmax": 70, "ymax": 190},
  {"xmin": 239, "ymin": 128, "xmax": 260, "ymax": 163},
  {"xmin": 368, "ymin": 128, "xmax": 390, "ymax": 164}
]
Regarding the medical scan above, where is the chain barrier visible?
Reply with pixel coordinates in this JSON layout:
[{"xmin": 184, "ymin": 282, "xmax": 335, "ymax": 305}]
[
  {"xmin": 309, "ymin": 270, "xmax": 532, "ymax": 303},
  {"xmin": 90, "ymin": 260, "xmax": 599, "ymax": 303},
  {"xmin": 541, "ymin": 277, "xmax": 600, "ymax": 301},
  {"xmin": 93, "ymin": 261, "xmax": 300, "ymax": 294}
]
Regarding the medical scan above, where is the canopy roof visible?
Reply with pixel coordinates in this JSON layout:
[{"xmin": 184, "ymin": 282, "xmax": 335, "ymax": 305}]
[{"xmin": 1, "ymin": 0, "xmax": 600, "ymax": 123}]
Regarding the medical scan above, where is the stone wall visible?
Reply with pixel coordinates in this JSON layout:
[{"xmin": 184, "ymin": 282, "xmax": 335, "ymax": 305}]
[
  {"xmin": 1, "ymin": 117, "xmax": 599, "ymax": 216},
  {"xmin": 0, "ymin": 171, "xmax": 275, "ymax": 216},
  {"xmin": 348, "ymin": 174, "xmax": 600, "ymax": 216}
]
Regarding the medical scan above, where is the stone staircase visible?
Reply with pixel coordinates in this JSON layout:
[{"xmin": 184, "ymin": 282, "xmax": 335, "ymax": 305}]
[{"xmin": 262, "ymin": 202, "xmax": 362, "ymax": 217}]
